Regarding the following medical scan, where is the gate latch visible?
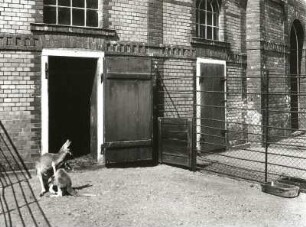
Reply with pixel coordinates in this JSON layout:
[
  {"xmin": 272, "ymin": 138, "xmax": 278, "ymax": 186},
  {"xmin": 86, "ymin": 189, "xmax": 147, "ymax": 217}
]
[{"xmin": 101, "ymin": 144, "xmax": 106, "ymax": 155}]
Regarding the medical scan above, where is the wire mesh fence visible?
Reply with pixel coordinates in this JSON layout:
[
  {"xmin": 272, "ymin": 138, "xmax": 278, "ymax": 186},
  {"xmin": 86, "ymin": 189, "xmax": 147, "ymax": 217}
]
[
  {"xmin": 0, "ymin": 121, "xmax": 51, "ymax": 227},
  {"xmin": 197, "ymin": 69, "xmax": 306, "ymax": 182},
  {"xmin": 156, "ymin": 65, "xmax": 306, "ymax": 183}
]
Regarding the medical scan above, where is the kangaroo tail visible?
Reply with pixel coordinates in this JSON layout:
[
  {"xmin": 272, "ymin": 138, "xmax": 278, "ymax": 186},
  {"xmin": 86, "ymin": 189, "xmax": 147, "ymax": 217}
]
[{"xmin": 79, "ymin": 193, "xmax": 97, "ymax": 197}]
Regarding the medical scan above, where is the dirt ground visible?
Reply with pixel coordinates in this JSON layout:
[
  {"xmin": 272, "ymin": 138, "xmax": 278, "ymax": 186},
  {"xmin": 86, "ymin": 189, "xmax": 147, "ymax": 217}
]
[{"xmin": 1, "ymin": 162, "xmax": 306, "ymax": 227}]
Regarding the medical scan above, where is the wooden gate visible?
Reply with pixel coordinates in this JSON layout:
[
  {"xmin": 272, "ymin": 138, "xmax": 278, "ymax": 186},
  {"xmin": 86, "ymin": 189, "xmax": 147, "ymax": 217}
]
[
  {"xmin": 158, "ymin": 118, "xmax": 195, "ymax": 170},
  {"xmin": 104, "ymin": 57, "xmax": 153, "ymax": 164}
]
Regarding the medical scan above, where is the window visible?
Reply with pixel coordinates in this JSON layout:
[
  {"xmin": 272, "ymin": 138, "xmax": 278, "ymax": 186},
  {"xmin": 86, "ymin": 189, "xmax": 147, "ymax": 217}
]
[
  {"xmin": 196, "ymin": 0, "xmax": 221, "ymax": 40},
  {"xmin": 43, "ymin": 0, "xmax": 99, "ymax": 27}
]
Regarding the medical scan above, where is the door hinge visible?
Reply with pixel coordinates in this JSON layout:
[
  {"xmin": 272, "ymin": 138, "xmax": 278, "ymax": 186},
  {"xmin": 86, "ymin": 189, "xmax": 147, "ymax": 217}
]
[
  {"xmin": 45, "ymin": 62, "xmax": 49, "ymax": 79},
  {"xmin": 101, "ymin": 144, "xmax": 105, "ymax": 155},
  {"xmin": 101, "ymin": 73, "xmax": 104, "ymax": 83}
]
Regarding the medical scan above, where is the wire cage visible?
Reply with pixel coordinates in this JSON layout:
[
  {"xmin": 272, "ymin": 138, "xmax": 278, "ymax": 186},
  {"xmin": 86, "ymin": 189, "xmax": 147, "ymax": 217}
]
[{"xmin": 156, "ymin": 63, "xmax": 306, "ymax": 183}]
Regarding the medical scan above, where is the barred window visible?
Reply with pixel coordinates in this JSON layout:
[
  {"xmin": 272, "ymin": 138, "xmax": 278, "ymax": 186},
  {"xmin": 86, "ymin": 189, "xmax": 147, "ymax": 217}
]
[
  {"xmin": 43, "ymin": 0, "xmax": 99, "ymax": 27},
  {"xmin": 196, "ymin": 0, "xmax": 221, "ymax": 40}
]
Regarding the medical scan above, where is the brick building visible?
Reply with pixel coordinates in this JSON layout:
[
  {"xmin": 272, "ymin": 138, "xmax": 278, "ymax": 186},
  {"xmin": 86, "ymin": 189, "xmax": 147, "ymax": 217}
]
[{"xmin": 0, "ymin": 0, "xmax": 306, "ymax": 169}]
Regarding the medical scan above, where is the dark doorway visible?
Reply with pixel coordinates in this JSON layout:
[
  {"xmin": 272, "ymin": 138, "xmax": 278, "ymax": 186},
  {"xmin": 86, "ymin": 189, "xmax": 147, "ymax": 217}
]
[
  {"xmin": 290, "ymin": 20, "xmax": 304, "ymax": 130},
  {"xmin": 48, "ymin": 57, "xmax": 97, "ymax": 157}
]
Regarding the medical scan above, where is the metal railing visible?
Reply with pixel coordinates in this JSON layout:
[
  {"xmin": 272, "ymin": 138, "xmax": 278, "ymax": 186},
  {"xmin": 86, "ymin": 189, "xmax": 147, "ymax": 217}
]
[{"xmin": 0, "ymin": 121, "xmax": 51, "ymax": 227}]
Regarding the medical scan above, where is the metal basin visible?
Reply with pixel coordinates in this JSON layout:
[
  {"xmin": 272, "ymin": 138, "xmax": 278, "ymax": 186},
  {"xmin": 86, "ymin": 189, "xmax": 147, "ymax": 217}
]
[
  {"xmin": 277, "ymin": 176, "xmax": 306, "ymax": 193},
  {"xmin": 261, "ymin": 181, "xmax": 300, "ymax": 198}
]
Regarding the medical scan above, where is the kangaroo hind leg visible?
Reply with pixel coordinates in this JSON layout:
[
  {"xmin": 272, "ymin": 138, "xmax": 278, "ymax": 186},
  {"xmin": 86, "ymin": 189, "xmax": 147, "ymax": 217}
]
[{"xmin": 37, "ymin": 170, "xmax": 47, "ymax": 197}]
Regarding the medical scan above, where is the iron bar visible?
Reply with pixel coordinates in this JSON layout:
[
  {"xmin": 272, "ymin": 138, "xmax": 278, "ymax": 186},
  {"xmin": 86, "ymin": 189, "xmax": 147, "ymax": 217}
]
[{"xmin": 264, "ymin": 70, "xmax": 269, "ymax": 182}]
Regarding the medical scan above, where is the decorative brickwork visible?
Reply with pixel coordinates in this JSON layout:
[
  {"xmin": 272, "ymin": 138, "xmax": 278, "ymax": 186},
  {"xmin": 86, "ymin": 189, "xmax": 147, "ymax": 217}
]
[{"xmin": 0, "ymin": 34, "xmax": 41, "ymax": 51}]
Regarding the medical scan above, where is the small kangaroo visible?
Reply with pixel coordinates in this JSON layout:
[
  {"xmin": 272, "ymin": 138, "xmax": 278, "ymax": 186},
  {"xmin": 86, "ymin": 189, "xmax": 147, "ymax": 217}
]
[
  {"xmin": 36, "ymin": 140, "xmax": 72, "ymax": 197},
  {"xmin": 49, "ymin": 168, "xmax": 76, "ymax": 197},
  {"xmin": 49, "ymin": 168, "xmax": 96, "ymax": 197}
]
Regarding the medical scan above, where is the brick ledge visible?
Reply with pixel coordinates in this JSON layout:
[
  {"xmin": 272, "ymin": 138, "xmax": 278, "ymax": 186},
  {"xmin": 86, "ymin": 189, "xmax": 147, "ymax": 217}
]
[
  {"xmin": 30, "ymin": 23, "xmax": 117, "ymax": 37},
  {"xmin": 191, "ymin": 37, "xmax": 230, "ymax": 49}
]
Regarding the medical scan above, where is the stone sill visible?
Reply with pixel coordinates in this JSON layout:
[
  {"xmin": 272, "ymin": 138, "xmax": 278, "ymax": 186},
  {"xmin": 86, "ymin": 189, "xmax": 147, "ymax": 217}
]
[
  {"xmin": 30, "ymin": 23, "xmax": 116, "ymax": 37},
  {"xmin": 270, "ymin": 0, "xmax": 286, "ymax": 5},
  {"xmin": 191, "ymin": 37, "xmax": 230, "ymax": 49}
]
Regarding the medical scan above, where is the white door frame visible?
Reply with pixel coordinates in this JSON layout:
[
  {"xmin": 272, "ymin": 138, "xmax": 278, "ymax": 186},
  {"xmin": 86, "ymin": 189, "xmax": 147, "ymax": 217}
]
[
  {"xmin": 41, "ymin": 49, "xmax": 104, "ymax": 161},
  {"xmin": 196, "ymin": 58, "xmax": 227, "ymax": 150}
]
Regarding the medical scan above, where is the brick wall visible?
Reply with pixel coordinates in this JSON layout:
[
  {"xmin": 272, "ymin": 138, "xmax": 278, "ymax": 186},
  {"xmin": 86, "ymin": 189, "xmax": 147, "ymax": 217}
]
[
  {"xmin": 162, "ymin": 59, "xmax": 194, "ymax": 118},
  {"xmin": 163, "ymin": 0, "xmax": 192, "ymax": 46},
  {"xmin": 148, "ymin": 0, "xmax": 163, "ymax": 46},
  {"xmin": 245, "ymin": 0, "xmax": 263, "ymax": 141},
  {"xmin": 261, "ymin": 0, "xmax": 306, "ymax": 138},
  {"xmin": 1, "ymin": 0, "xmax": 306, "ymax": 167},
  {"xmin": 223, "ymin": 0, "xmax": 248, "ymax": 147},
  {"xmin": 108, "ymin": 0, "xmax": 148, "ymax": 43},
  {"xmin": 225, "ymin": 0, "xmax": 246, "ymax": 52},
  {"xmin": 225, "ymin": 1, "xmax": 248, "ymax": 146},
  {"xmin": 0, "ymin": 0, "xmax": 36, "ymax": 34},
  {"xmin": 226, "ymin": 64, "xmax": 248, "ymax": 146},
  {"xmin": 0, "ymin": 51, "xmax": 40, "ymax": 168},
  {"xmin": 262, "ymin": 1, "xmax": 287, "ymax": 138},
  {"xmin": 265, "ymin": 0, "xmax": 285, "ymax": 43}
]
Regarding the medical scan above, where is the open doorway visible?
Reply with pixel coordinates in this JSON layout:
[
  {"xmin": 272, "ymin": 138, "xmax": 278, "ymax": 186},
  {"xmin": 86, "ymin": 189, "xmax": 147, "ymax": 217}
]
[
  {"xmin": 290, "ymin": 20, "xmax": 304, "ymax": 130},
  {"xmin": 48, "ymin": 57, "xmax": 97, "ymax": 157}
]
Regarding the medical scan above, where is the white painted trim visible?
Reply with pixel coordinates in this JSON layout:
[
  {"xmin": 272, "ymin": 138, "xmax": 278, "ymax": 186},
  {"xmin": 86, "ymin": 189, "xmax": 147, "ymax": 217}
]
[
  {"xmin": 196, "ymin": 58, "xmax": 227, "ymax": 151},
  {"xmin": 42, "ymin": 49, "xmax": 104, "ymax": 58},
  {"xmin": 96, "ymin": 57, "xmax": 104, "ymax": 162},
  {"xmin": 41, "ymin": 49, "xmax": 104, "ymax": 162},
  {"xmin": 41, "ymin": 55, "xmax": 48, "ymax": 154}
]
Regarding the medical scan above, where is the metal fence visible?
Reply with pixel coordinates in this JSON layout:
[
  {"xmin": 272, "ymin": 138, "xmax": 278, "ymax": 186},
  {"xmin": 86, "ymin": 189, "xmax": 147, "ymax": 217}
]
[
  {"xmin": 157, "ymin": 67, "xmax": 306, "ymax": 183},
  {"xmin": 0, "ymin": 121, "xmax": 51, "ymax": 227}
]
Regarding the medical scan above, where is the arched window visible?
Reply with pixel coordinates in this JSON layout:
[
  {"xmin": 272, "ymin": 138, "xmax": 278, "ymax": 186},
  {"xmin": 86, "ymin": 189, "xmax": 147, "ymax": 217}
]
[
  {"xmin": 290, "ymin": 20, "xmax": 304, "ymax": 130},
  {"xmin": 196, "ymin": 0, "xmax": 221, "ymax": 40}
]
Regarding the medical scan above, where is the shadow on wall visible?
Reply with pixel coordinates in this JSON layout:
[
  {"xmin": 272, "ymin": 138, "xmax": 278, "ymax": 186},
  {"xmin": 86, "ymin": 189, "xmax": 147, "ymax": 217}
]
[{"xmin": 0, "ymin": 121, "xmax": 51, "ymax": 227}]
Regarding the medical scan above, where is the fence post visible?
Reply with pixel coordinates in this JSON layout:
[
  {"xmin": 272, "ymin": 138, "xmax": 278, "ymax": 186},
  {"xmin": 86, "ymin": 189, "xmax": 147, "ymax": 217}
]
[
  {"xmin": 192, "ymin": 70, "xmax": 197, "ymax": 171},
  {"xmin": 158, "ymin": 117, "xmax": 162, "ymax": 164},
  {"xmin": 153, "ymin": 59, "xmax": 160, "ymax": 165},
  {"xmin": 264, "ymin": 70, "xmax": 269, "ymax": 182}
]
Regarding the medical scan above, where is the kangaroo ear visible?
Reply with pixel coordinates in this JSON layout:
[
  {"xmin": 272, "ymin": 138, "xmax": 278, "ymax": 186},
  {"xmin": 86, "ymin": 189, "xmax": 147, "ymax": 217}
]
[
  {"xmin": 66, "ymin": 139, "xmax": 71, "ymax": 147},
  {"xmin": 59, "ymin": 140, "xmax": 71, "ymax": 152}
]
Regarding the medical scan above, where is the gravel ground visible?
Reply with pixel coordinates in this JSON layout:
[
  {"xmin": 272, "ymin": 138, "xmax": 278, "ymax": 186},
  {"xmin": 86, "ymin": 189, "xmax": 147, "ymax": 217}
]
[{"xmin": 1, "ymin": 163, "xmax": 306, "ymax": 227}]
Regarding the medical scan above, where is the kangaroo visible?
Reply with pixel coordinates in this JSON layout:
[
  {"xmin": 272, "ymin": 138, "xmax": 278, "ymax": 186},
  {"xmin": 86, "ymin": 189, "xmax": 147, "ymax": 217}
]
[
  {"xmin": 35, "ymin": 140, "xmax": 72, "ymax": 197},
  {"xmin": 49, "ymin": 168, "xmax": 96, "ymax": 197},
  {"xmin": 49, "ymin": 168, "xmax": 76, "ymax": 197}
]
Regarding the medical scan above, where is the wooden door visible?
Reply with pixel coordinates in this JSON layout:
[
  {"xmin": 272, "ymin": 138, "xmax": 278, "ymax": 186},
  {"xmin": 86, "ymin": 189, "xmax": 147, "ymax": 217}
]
[
  {"xmin": 200, "ymin": 63, "xmax": 226, "ymax": 152},
  {"xmin": 104, "ymin": 57, "xmax": 153, "ymax": 164}
]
